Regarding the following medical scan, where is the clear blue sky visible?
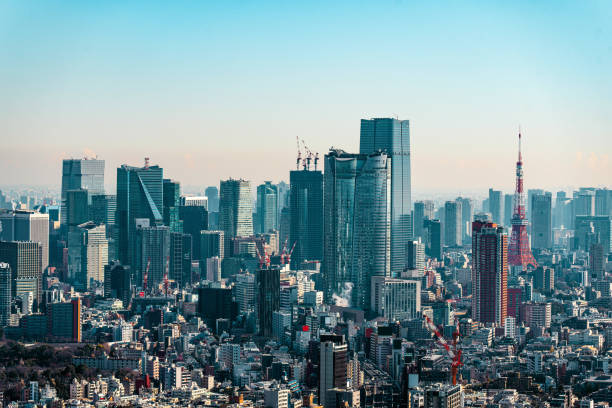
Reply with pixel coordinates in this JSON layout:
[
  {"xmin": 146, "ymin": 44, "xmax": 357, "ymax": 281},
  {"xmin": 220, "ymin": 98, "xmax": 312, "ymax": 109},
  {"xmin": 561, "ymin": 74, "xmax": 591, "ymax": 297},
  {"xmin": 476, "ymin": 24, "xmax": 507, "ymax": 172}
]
[{"xmin": 1, "ymin": 1, "xmax": 610, "ymax": 195}]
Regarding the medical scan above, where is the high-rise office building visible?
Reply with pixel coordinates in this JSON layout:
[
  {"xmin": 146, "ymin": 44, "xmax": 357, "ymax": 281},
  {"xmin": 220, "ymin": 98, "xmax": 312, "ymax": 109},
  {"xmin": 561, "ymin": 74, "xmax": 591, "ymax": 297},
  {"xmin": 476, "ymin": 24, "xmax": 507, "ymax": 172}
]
[
  {"xmin": 360, "ymin": 118, "xmax": 412, "ymax": 274},
  {"xmin": 104, "ymin": 261, "xmax": 131, "ymax": 307},
  {"xmin": 201, "ymin": 230, "xmax": 224, "ymax": 260},
  {"xmin": 181, "ymin": 196, "xmax": 208, "ymax": 208},
  {"xmin": 444, "ymin": 201, "xmax": 462, "ymax": 247},
  {"xmin": 351, "ymin": 152, "xmax": 391, "ymax": 310},
  {"xmin": 595, "ymin": 188, "xmax": 612, "ymax": 216},
  {"xmin": 573, "ymin": 190, "xmax": 595, "ymax": 219},
  {"xmin": 47, "ymin": 299, "xmax": 82, "ymax": 342},
  {"xmin": 91, "ymin": 194, "xmax": 117, "ymax": 258},
  {"xmin": 78, "ymin": 222, "xmax": 108, "ymax": 289},
  {"xmin": 533, "ymin": 266, "xmax": 554, "ymax": 293},
  {"xmin": 258, "ymin": 268, "xmax": 280, "ymax": 337},
  {"xmin": 423, "ymin": 219, "xmax": 442, "ymax": 260},
  {"xmin": 61, "ymin": 158, "xmax": 105, "ymax": 227},
  {"xmin": 0, "ymin": 241, "xmax": 42, "ymax": 305},
  {"xmin": 178, "ymin": 205, "xmax": 208, "ymax": 260},
  {"xmin": 289, "ymin": 168, "xmax": 323, "ymax": 269},
  {"xmin": 170, "ymin": 232, "xmax": 192, "ymax": 288},
  {"xmin": 406, "ymin": 239, "xmax": 425, "ymax": 274},
  {"xmin": 235, "ymin": 272, "xmax": 256, "ymax": 314},
  {"xmin": 504, "ymin": 193, "xmax": 514, "ymax": 228},
  {"xmin": 531, "ymin": 193, "xmax": 552, "ymax": 250},
  {"xmin": 458, "ymin": 197, "xmax": 474, "ymax": 244},
  {"xmin": 136, "ymin": 225, "xmax": 170, "ymax": 288},
  {"xmin": 413, "ymin": 200, "xmax": 435, "ymax": 240},
  {"xmin": 116, "ymin": 161, "xmax": 164, "ymax": 267},
  {"xmin": 256, "ymin": 182, "xmax": 278, "ymax": 234},
  {"xmin": 574, "ymin": 216, "xmax": 612, "ymax": 254},
  {"xmin": 0, "ymin": 210, "xmax": 49, "ymax": 270},
  {"xmin": 197, "ymin": 287, "xmax": 234, "ymax": 324},
  {"xmin": 219, "ymin": 179, "xmax": 253, "ymax": 256},
  {"xmin": 488, "ymin": 189, "xmax": 503, "ymax": 225},
  {"xmin": 590, "ymin": 243, "xmax": 606, "ymax": 280},
  {"xmin": 472, "ymin": 221, "xmax": 508, "ymax": 325},
  {"xmin": 205, "ymin": 186, "xmax": 219, "ymax": 213},
  {"xmin": 65, "ymin": 189, "xmax": 89, "ymax": 227},
  {"xmin": 424, "ymin": 384, "xmax": 462, "ymax": 408},
  {"xmin": 0, "ymin": 263, "xmax": 10, "ymax": 327},
  {"xmin": 323, "ymin": 149, "xmax": 366, "ymax": 301},
  {"xmin": 319, "ymin": 334, "xmax": 348, "ymax": 408},
  {"xmin": 163, "ymin": 179, "xmax": 182, "ymax": 233},
  {"xmin": 370, "ymin": 276, "xmax": 421, "ymax": 320},
  {"xmin": 527, "ymin": 188, "xmax": 545, "ymax": 220}
]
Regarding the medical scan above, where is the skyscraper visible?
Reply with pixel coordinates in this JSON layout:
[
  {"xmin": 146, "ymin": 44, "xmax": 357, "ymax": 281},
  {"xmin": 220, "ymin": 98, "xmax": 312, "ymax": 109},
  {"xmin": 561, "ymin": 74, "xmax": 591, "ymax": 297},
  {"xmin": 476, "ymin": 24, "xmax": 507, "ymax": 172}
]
[
  {"xmin": 406, "ymin": 239, "xmax": 425, "ymax": 274},
  {"xmin": 91, "ymin": 194, "xmax": 117, "ymax": 258},
  {"xmin": 0, "ymin": 241, "xmax": 43, "ymax": 305},
  {"xmin": 289, "ymin": 168, "xmax": 323, "ymax": 269},
  {"xmin": 323, "ymin": 149, "xmax": 366, "ymax": 301},
  {"xmin": 47, "ymin": 299, "xmax": 82, "ymax": 342},
  {"xmin": 319, "ymin": 334, "xmax": 348, "ymax": 408},
  {"xmin": 472, "ymin": 221, "xmax": 508, "ymax": 325},
  {"xmin": 360, "ymin": 118, "xmax": 412, "ymax": 274},
  {"xmin": 458, "ymin": 197, "xmax": 474, "ymax": 244},
  {"xmin": 0, "ymin": 210, "xmax": 49, "ymax": 270},
  {"xmin": 61, "ymin": 158, "xmax": 105, "ymax": 227},
  {"xmin": 444, "ymin": 200, "xmax": 462, "ymax": 247},
  {"xmin": 163, "ymin": 179, "xmax": 183, "ymax": 233},
  {"xmin": 219, "ymin": 179, "xmax": 253, "ymax": 256},
  {"xmin": 257, "ymin": 268, "xmax": 280, "ymax": 337},
  {"xmin": 104, "ymin": 261, "xmax": 131, "ymax": 307},
  {"xmin": 256, "ymin": 182, "xmax": 278, "ymax": 234},
  {"xmin": 504, "ymin": 193, "xmax": 514, "ymax": 228},
  {"xmin": 178, "ymin": 205, "xmax": 208, "ymax": 260},
  {"xmin": 423, "ymin": 219, "xmax": 442, "ymax": 260},
  {"xmin": 200, "ymin": 230, "xmax": 224, "ymax": 260},
  {"xmin": 0, "ymin": 263, "xmax": 10, "ymax": 327},
  {"xmin": 169, "ymin": 232, "xmax": 192, "ymax": 288},
  {"xmin": 488, "ymin": 189, "xmax": 503, "ymax": 225},
  {"xmin": 413, "ymin": 200, "xmax": 435, "ymax": 240},
  {"xmin": 351, "ymin": 152, "xmax": 391, "ymax": 310},
  {"xmin": 136, "ymin": 225, "xmax": 170, "ymax": 288},
  {"xmin": 595, "ymin": 188, "xmax": 612, "ymax": 216},
  {"xmin": 205, "ymin": 186, "xmax": 219, "ymax": 213},
  {"xmin": 531, "ymin": 193, "xmax": 552, "ymax": 250},
  {"xmin": 116, "ymin": 161, "xmax": 164, "ymax": 267},
  {"xmin": 78, "ymin": 222, "xmax": 108, "ymax": 289},
  {"xmin": 65, "ymin": 189, "xmax": 89, "ymax": 227},
  {"xmin": 574, "ymin": 216, "xmax": 612, "ymax": 254}
]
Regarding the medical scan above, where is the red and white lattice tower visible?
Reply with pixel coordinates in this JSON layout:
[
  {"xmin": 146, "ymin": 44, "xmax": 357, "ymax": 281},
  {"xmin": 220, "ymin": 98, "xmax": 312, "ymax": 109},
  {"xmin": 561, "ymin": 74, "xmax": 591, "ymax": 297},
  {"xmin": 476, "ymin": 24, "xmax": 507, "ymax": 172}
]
[{"xmin": 508, "ymin": 131, "xmax": 538, "ymax": 270}]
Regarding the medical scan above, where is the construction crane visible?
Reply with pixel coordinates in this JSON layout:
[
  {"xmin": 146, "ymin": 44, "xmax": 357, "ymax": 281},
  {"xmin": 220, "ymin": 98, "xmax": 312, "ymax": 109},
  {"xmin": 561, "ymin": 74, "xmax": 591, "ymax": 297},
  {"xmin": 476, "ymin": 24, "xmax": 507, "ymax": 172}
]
[
  {"xmin": 423, "ymin": 314, "xmax": 462, "ymax": 385},
  {"xmin": 255, "ymin": 245, "xmax": 270, "ymax": 269},
  {"xmin": 285, "ymin": 241, "xmax": 297, "ymax": 266},
  {"xmin": 296, "ymin": 136, "xmax": 302, "ymax": 170},
  {"xmin": 279, "ymin": 238, "xmax": 289, "ymax": 265},
  {"xmin": 143, "ymin": 258, "xmax": 151, "ymax": 294}
]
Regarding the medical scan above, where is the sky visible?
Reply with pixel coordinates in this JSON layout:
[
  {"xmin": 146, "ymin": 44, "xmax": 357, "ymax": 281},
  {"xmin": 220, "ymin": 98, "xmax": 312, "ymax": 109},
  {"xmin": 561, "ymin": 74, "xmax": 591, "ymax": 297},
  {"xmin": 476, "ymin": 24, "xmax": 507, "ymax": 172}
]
[{"xmin": 0, "ymin": 0, "xmax": 611, "ymax": 197}]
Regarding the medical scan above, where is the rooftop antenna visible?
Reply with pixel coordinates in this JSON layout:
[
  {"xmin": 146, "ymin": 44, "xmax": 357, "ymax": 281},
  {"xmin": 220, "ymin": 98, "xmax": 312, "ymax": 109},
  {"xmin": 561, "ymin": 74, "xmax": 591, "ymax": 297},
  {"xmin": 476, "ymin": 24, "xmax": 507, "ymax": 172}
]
[{"xmin": 296, "ymin": 136, "xmax": 302, "ymax": 170}]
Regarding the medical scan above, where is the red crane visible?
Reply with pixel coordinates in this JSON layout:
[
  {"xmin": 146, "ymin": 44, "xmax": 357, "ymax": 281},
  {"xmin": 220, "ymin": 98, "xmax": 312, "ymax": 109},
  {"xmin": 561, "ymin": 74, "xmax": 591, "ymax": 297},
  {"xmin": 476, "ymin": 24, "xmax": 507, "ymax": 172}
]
[
  {"xmin": 423, "ymin": 314, "xmax": 462, "ymax": 385},
  {"xmin": 255, "ymin": 245, "xmax": 270, "ymax": 269},
  {"xmin": 285, "ymin": 241, "xmax": 297, "ymax": 266},
  {"xmin": 280, "ymin": 238, "xmax": 289, "ymax": 265},
  {"xmin": 143, "ymin": 258, "xmax": 151, "ymax": 293}
]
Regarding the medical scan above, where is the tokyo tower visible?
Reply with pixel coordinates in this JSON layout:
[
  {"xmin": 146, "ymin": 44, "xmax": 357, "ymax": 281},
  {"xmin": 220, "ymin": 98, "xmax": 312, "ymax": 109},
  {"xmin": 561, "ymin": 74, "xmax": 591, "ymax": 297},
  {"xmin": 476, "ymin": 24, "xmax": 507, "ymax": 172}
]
[{"xmin": 508, "ymin": 130, "xmax": 538, "ymax": 270}]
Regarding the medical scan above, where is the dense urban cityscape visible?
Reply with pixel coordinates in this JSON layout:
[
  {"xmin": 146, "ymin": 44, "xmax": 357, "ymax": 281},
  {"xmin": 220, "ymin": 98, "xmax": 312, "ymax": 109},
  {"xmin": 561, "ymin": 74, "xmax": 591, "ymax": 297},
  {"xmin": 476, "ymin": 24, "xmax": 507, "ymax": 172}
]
[{"xmin": 0, "ymin": 116, "xmax": 610, "ymax": 408}]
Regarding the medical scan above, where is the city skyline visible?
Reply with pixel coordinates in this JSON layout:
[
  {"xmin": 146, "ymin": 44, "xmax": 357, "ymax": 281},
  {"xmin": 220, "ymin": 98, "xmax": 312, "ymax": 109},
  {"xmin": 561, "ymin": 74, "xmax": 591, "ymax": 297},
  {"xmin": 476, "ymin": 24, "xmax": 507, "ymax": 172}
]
[{"xmin": 1, "ymin": 1, "xmax": 611, "ymax": 192}]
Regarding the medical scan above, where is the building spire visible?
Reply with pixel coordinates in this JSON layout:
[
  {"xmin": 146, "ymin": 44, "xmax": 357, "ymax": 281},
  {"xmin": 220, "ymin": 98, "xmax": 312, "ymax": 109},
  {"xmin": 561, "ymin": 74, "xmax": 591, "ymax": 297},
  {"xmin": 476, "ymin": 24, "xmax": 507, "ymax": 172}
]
[{"xmin": 518, "ymin": 126, "xmax": 522, "ymax": 163}]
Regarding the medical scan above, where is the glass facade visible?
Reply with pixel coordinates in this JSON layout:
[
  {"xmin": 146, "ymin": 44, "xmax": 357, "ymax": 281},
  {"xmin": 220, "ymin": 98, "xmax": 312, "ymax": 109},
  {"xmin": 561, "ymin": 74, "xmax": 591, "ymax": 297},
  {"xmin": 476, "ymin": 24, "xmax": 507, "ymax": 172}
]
[
  {"xmin": 61, "ymin": 159, "xmax": 105, "ymax": 226},
  {"xmin": 351, "ymin": 153, "xmax": 391, "ymax": 310},
  {"xmin": 289, "ymin": 169, "xmax": 323, "ymax": 268},
  {"xmin": 360, "ymin": 118, "xmax": 412, "ymax": 275},
  {"xmin": 116, "ymin": 164, "xmax": 164, "ymax": 267},
  {"xmin": 256, "ymin": 181, "xmax": 278, "ymax": 234}
]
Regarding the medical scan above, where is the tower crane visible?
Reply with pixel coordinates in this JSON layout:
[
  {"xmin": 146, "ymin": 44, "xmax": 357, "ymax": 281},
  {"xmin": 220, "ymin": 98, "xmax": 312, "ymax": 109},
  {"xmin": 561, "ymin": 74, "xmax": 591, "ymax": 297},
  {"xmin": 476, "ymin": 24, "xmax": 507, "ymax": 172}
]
[
  {"xmin": 285, "ymin": 241, "xmax": 297, "ymax": 266},
  {"xmin": 423, "ymin": 314, "xmax": 462, "ymax": 385}
]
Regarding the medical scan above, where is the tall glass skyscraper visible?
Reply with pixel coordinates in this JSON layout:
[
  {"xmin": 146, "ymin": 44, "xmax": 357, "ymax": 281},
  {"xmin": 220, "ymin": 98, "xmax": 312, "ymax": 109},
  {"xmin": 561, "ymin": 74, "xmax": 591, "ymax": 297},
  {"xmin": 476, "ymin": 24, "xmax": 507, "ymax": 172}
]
[
  {"xmin": 61, "ymin": 159, "xmax": 105, "ymax": 226},
  {"xmin": 351, "ymin": 152, "xmax": 391, "ymax": 311},
  {"xmin": 360, "ymin": 118, "xmax": 411, "ymax": 275},
  {"xmin": 323, "ymin": 149, "xmax": 366, "ymax": 301},
  {"xmin": 219, "ymin": 179, "xmax": 253, "ymax": 256},
  {"xmin": 289, "ymin": 169, "xmax": 323, "ymax": 269},
  {"xmin": 256, "ymin": 181, "xmax": 278, "ymax": 234},
  {"xmin": 116, "ymin": 162, "xmax": 164, "ymax": 267}
]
